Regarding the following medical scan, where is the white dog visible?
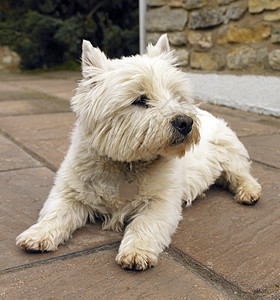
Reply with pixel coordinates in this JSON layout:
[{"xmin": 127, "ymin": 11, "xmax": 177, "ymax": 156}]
[{"xmin": 17, "ymin": 35, "xmax": 261, "ymax": 270}]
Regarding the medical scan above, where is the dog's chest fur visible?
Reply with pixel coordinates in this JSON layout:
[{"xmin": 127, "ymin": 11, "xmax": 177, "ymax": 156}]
[
  {"xmin": 69, "ymin": 134, "xmax": 172, "ymax": 229},
  {"xmin": 69, "ymin": 137, "xmax": 184, "ymax": 231}
]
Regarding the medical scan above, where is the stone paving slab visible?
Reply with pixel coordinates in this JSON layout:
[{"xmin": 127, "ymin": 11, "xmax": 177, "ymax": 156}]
[
  {"xmin": 218, "ymin": 114, "xmax": 279, "ymax": 138},
  {"xmin": 263, "ymin": 290, "xmax": 280, "ymax": 300},
  {"xmin": 14, "ymin": 78, "xmax": 78, "ymax": 100},
  {"xmin": 0, "ymin": 167, "xmax": 121, "ymax": 270},
  {"xmin": 0, "ymin": 81, "xmax": 25, "ymax": 94},
  {"xmin": 0, "ymin": 71, "xmax": 80, "ymax": 101},
  {"xmin": 201, "ymin": 103, "xmax": 280, "ymax": 138},
  {"xmin": 0, "ymin": 134, "xmax": 41, "ymax": 171},
  {"xmin": 241, "ymin": 134, "xmax": 280, "ymax": 168},
  {"xmin": 0, "ymin": 98, "xmax": 70, "ymax": 116},
  {"xmin": 6, "ymin": 71, "xmax": 80, "ymax": 101},
  {"xmin": 25, "ymin": 138, "xmax": 71, "ymax": 171},
  {"xmin": 201, "ymin": 103, "xmax": 280, "ymax": 168},
  {"xmin": 0, "ymin": 89, "xmax": 48, "ymax": 101},
  {"xmin": 172, "ymin": 163, "xmax": 280, "ymax": 294},
  {"xmin": 0, "ymin": 113, "xmax": 75, "ymax": 170},
  {"xmin": 0, "ymin": 249, "xmax": 230, "ymax": 300}
]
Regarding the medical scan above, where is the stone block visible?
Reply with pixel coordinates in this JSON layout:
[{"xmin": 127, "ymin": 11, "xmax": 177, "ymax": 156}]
[
  {"xmin": 145, "ymin": 6, "xmax": 188, "ymax": 32},
  {"xmin": 271, "ymin": 29, "xmax": 280, "ymax": 43},
  {"xmin": 218, "ymin": 24, "xmax": 271, "ymax": 44},
  {"xmin": 225, "ymin": 4, "xmax": 246, "ymax": 22},
  {"xmin": 227, "ymin": 46, "xmax": 267, "ymax": 70},
  {"xmin": 189, "ymin": 5, "xmax": 245, "ymax": 29},
  {"xmin": 168, "ymin": 32, "xmax": 187, "ymax": 46},
  {"xmin": 146, "ymin": 33, "xmax": 162, "ymax": 45},
  {"xmin": 174, "ymin": 48, "xmax": 189, "ymax": 66},
  {"xmin": 146, "ymin": 32, "xmax": 187, "ymax": 47},
  {"xmin": 147, "ymin": 0, "xmax": 166, "ymax": 6},
  {"xmin": 268, "ymin": 49, "xmax": 280, "ymax": 70},
  {"xmin": 189, "ymin": 8, "xmax": 226, "ymax": 29},
  {"xmin": 217, "ymin": 0, "xmax": 237, "ymax": 5},
  {"xmin": 188, "ymin": 31, "xmax": 213, "ymax": 48},
  {"xmin": 190, "ymin": 52, "xmax": 225, "ymax": 70},
  {"xmin": 169, "ymin": 0, "xmax": 186, "ymax": 7},
  {"xmin": 264, "ymin": 10, "xmax": 280, "ymax": 21},
  {"xmin": 185, "ymin": 0, "xmax": 207, "ymax": 10},
  {"xmin": 249, "ymin": 0, "xmax": 280, "ymax": 13}
]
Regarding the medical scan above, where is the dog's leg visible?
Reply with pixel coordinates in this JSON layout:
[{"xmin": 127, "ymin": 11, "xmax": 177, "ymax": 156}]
[
  {"xmin": 16, "ymin": 186, "xmax": 89, "ymax": 252},
  {"xmin": 116, "ymin": 198, "xmax": 182, "ymax": 270},
  {"xmin": 214, "ymin": 125, "xmax": 261, "ymax": 205},
  {"xmin": 219, "ymin": 164, "xmax": 261, "ymax": 205}
]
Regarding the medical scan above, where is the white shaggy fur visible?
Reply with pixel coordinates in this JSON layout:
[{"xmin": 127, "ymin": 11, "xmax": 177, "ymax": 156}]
[{"xmin": 16, "ymin": 35, "xmax": 261, "ymax": 270}]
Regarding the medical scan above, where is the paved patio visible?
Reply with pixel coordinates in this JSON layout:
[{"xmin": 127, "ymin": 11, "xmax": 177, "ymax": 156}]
[{"xmin": 0, "ymin": 70, "xmax": 279, "ymax": 299}]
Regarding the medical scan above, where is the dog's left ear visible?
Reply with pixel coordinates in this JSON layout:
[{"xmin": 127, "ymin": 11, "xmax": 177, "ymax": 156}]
[
  {"xmin": 82, "ymin": 40, "xmax": 108, "ymax": 77},
  {"xmin": 155, "ymin": 34, "xmax": 171, "ymax": 54},
  {"xmin": 147, "ymin": 34, "xmax": 171, "ymax": 57}
]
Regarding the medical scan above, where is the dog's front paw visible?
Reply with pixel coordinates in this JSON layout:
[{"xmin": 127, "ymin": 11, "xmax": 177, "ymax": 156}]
[
  {"xmin": 235, "ymin": 180, "xmax": 261, "ymax": 205},
  {"xmin": 116, "ymin": 249, "xmax": 158, "ymax": 271},
  {"xmin": 16, "ymin": 224, "xmax": 58, "ymax": 252}
]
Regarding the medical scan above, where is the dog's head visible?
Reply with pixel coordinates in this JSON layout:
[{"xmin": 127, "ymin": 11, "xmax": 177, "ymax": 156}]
[{"xmin": 71, "ymin": 34, "xmax": 200, "ymax": 162}]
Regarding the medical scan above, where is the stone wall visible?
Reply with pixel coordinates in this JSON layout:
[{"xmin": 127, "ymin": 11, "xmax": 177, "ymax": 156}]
[{"xmin": 145, "ymin": 0, "xmax": 280, "ymax": 74}]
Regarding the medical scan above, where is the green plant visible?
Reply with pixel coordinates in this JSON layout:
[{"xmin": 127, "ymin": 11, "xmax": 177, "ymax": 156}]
[{"xmin": 0, "ymin": 0, "xmax": 139, "ymax": 70}]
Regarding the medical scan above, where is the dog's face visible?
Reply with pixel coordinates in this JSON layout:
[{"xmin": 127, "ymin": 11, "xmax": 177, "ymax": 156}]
[{"xmin": 71, "ymin": 35, "xmax": 200, "ymax": 162}]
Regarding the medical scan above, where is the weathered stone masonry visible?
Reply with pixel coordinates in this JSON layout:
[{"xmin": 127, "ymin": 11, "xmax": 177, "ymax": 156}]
[{"xmin": 145, "ymin": 0, "xmax": 280, "ymax": 74}]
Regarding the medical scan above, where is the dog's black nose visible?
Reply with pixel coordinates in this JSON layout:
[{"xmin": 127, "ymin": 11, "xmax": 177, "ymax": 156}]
[{"xmin": 172, "ymin": 115, "xmax": 193, "ymax": 136}]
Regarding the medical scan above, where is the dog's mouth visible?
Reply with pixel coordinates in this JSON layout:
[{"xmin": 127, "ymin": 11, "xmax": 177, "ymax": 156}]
[
  {"xmin": 170, "ymin": 129, "xmax": 191, "ymax": 146},
  {"xmin": 171, "ymin": 136, "xmax": 187, "ymax": 146},
  {"xmin": 160, "ymin": 118, "xmax": 200, "ymax": 158}
]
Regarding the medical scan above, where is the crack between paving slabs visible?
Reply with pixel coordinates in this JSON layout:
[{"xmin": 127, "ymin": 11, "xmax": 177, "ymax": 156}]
[
  {"xmin": 2, "ymin": 241, "xmax": 277, "ymax": 299},
  {"xmin": 0, "ymin": 165, "xmax": 43, "ymax": 173},
  {"xmin": 0, "ymin": 129, "xmax": 57, "ymax": 172},
  {"xmin": 0, "ymin": 241, "xmax": 121, "ymax": 275},
  {"xmin": 0, "ymin": 110, "xmax": 72, "ymax": 117},
  {"xmin": 166, "ymin": 245, "xmax": 264, "ymax": 300},
  {"xmin": 252, "ymin": 159, "xmax": 280, "ymax": 172},
  {"xmin": 239, "ymin": 132, "xmax": 280, "ymax": 139},
  {"xmin": 12, "ymin": 86, "xmax": 73, "ymax": 104}
]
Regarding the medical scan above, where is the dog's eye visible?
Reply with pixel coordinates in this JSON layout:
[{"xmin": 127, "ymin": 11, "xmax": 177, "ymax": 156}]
[{"xmin": 132, "ymin": 95, "xmax": 150, "ymax": 108}]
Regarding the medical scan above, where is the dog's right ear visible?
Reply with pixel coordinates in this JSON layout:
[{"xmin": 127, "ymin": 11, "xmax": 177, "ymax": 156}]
[
  {"xmin": 82, "ymin": 40, "xmax": 108, "ymax": 77},
  {"xmin": 147, "ymin": 34, "xmax": 171, "ymax": 58}
]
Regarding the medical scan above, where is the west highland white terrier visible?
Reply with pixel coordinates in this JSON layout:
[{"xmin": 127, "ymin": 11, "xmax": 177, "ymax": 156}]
[{"xmin": 17, "ymin": 35, "xmax": 261, "ymax": 270}]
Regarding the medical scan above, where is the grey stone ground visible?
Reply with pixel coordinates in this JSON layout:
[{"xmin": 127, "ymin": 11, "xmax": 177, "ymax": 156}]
[{"xmin": 0, "ymin": 70, "xmax": 279, "ymax": 299}]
